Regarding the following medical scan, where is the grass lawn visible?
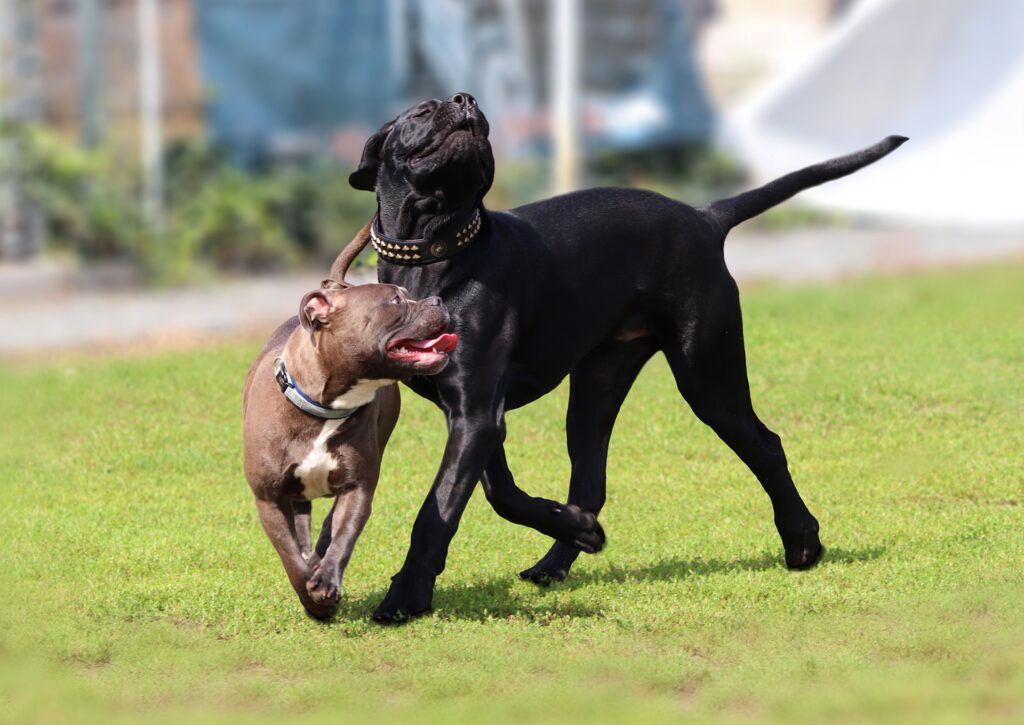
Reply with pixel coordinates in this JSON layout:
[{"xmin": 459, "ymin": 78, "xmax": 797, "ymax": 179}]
[{"xmin": 1, "ymin": 262, "xmax": 1022, "ymax": 723}]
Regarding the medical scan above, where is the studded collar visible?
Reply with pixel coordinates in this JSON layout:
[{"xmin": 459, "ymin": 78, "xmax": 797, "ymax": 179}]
[{"xmin": 370, "ymin": 207, "xmax": 482, "ymax": 265}]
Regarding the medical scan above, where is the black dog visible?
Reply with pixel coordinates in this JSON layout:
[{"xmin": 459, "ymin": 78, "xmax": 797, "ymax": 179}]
[{"xmin": 338, "ymin": 92, "xmax": 905, "ymax": 622}]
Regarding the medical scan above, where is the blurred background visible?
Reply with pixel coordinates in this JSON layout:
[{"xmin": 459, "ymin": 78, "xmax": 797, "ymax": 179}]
[{"xmin": 1, "ymin": 0, "xmax": 1022, "ymax": 355}]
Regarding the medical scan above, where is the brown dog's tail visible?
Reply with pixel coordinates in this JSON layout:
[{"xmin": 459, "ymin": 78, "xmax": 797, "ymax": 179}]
[
  {"xmin": 323, "ymin": 220, "xmax": 373, "ymax": 288},
  {"xmin": 701, "ymin": 135, "xmax": 908, "ymax": 232}
]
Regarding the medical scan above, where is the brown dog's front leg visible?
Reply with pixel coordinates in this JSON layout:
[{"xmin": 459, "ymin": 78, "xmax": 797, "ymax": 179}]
[
  {"xmin": 306, "ymin": 487, "xmax": 374, "ymax": 607},
  {"xmin": 293, "ymin": 499, "xmax": 314, "ymax": 563},
  {"xmin": 254, "ymin": 498, "xmax": 336, "ymax": 620}
]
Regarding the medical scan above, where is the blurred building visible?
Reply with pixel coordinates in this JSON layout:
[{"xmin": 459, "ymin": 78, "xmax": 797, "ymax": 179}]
[
  {"xmin": 2, "ymin": 0, "xmax": 722, "ymax": 258},
  {"xmin": 27, "ymin": 0, "xmax": 202, "ymax": 143},
  {"xmin": 9, "ymin": 0, "xmax": 731, "ymax": 160},
  {"xmin": 725, "ymin": 0, "xmax": 1024, "ymax": 228},
  {"xmin": 194, "ymin": 0, "xmax": 718, "ymax": 165}
]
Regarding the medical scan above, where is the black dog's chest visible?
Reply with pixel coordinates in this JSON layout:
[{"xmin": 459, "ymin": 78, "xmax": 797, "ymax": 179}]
[{"xmin": 377, "ymin": 212, "xmax": 643, "ymax": 411}]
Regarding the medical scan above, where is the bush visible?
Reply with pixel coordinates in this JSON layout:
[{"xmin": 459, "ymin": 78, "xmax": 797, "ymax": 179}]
[{"xmin": 10, "ymin": 127, "xmax": 377, "ymax": 284}]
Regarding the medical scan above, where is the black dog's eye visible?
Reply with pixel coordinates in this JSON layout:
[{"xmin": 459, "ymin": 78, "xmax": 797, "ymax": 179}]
[{"xmin": 412, "ymin": 108, "xmax": 431, "ymax": 119}]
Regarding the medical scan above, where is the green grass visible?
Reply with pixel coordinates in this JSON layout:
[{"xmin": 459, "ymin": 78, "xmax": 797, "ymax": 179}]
[{"xmin": 1, "ymin": 262, "xmax": 1022, "ymax": 723}]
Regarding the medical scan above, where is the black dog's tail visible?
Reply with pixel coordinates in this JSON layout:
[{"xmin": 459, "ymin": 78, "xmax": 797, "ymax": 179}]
[{"xmin": 701, "ymin": 135, "xmax": 908, "ymax": 232}]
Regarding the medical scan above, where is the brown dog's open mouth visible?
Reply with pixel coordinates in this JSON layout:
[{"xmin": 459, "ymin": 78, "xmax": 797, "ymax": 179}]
[{"xmin": 386, "ymin": 332, "xmax": 458, "ymax": 366}]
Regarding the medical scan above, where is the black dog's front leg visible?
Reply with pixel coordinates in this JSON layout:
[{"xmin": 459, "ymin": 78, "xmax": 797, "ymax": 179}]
[
  {"xmin": 372, "ymin": 413, "xmax": 501, "ymax": 623},
  {"xmin": 372, "ymin": 418, "xmax": 608, "ymax": 622}
]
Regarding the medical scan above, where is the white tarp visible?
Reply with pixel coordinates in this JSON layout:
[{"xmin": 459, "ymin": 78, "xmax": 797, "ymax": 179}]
[{"xmin": 724, "ymin": 0, "xmax": 1024, "ymax": 229}]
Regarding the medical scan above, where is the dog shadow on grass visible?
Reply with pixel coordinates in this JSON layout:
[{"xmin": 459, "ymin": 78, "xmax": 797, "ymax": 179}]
[
  {"xmin": 556, "ymin": 544, "xmax": 886, "ymax": 591},
  {"xmin": 330, "ymin": 545, "xmax": 885, "ymax": 624}
]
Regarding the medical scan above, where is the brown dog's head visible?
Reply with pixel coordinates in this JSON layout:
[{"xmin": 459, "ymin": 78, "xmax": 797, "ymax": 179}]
[
  {"xmin": 299, "ymin": 283, "xmax": 456, "ymax": 378},
  {"xmin": 349, "ymin": 93, "xmax": 494, "ymax": 221}
]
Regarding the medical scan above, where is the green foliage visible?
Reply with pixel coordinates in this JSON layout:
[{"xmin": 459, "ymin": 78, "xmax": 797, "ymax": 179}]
[
  {"xmin": 586, "ymin": 144, "xmax": 853, "ymax": 229},
  {"xmin": 589, "ymin": 143, "xmax": 747, "ymax": 207},
  {"xmin": 485, "ymin": 158, "xmax": 550, "ymax": 209},
  {"xmin": 8, "ymin": 126, "xmax": 847, "ymax": 286},
  {"xmin": 1, "ymin": 263, "xmax": 1022, "ymax": 721},
  {"xmin": 13, "ymin": 128, "xmax": 377, "ymax": 283},
  {"xmin": 14, "ymin": 126, "xmax": 147, "ymax": 260}
]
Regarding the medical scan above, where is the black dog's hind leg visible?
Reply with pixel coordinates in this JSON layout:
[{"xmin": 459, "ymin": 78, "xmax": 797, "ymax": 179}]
[
  {"xmin": 375, "ymin": 397, "xmax": 609, "ymax": 622},
  {"xmin": 480, "ymin": 443, "xmax": 606, "ymax": 554},
  {"xmin": 519, "ymin": 337, "xmax": 657, "ymax": 585},
  {"xmin": 662, "ymin": 276, "xmax": 822, "ymax": 570}
]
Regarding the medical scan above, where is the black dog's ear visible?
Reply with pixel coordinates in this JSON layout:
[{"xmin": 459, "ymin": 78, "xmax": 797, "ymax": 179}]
[{"xmin": 349, "ymin": 119, "xmax": 396, "ymax": 191}]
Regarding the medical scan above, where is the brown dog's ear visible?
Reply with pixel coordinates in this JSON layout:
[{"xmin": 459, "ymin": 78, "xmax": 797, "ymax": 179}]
[
  {"xmin": 299, "ymin": 291, "xmax": 333, "ymax": 340},
  {"xmin": 349, "ymin": 119, "xmax": 396, "ymax": 191}
]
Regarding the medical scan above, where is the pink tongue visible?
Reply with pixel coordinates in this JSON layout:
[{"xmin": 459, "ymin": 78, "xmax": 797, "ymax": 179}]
[{"xmin": 405, "ymin": 332, "xmax": 458, "ymax": 353}]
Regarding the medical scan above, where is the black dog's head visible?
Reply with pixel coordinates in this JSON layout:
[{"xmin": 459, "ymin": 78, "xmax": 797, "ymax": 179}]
[{"xmin": 349, "ymin": 93, "xmax": 494, "ymax": 224}]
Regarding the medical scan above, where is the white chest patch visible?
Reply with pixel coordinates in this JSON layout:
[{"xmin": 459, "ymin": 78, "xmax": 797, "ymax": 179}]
[
  {"xmin": 331, "ymin": 378, "xmax": 395, "ymax": 410},
  {"xmin": 295, "ymin": 418, "xmax": 344, "ymax": 499},
  {"xmin": 294, "ymin": 379, "xmax": 393, "ymax": 499}
]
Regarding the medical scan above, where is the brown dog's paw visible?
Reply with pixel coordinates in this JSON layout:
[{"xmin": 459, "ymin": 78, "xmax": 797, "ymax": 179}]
[{"xmin": 306, "ymin": 568, "xmax": 341, "ymax": 606}]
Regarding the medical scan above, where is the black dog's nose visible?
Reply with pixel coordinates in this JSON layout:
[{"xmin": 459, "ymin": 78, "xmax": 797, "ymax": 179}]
[{"xmin": 449, "ymin": 92, "xmax": 476, "ymax": 108}]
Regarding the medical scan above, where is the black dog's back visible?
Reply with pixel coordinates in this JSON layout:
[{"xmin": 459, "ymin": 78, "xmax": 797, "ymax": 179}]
[
  {"xmin": 511, "ymin": 186, "xmax": 723, "ymax": 269},
  {"xmin": 500, "ymin": 136, "xmax": 911, "ymax": 332},
  {"xmin": 514, "ymin": 135, "xmax": 908, "ymax": 253}
]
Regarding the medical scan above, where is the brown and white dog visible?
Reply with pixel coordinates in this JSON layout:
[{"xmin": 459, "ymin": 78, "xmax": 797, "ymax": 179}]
[{"xmin": 242, "ymin": 272, "xmax": 456, "ymax": 619}]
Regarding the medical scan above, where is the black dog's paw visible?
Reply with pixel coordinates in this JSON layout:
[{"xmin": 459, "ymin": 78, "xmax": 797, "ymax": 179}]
[
  {"xmin": 779, "ymin": 522, "xmax": 823, "ymax": 570},
  {"xmin": 551, "ymin": 503, "xmax": 606, "ymax": 554},
  {"xmin": 519, "ymin": 560, "xmax": 570, "ymax": 586},
  {"xmin": 785, "ymin": 538, "xmax": 824, "ymax": 570},
  {"xmin": 306, "ymin": 568, "xmax": 341, "ymax": 606},
  {"xmin": 372, "ymin": 571, "xmax": 434, "ymax": 624},
  {"xmin": 519, "ymin": 542, "xmax": 581, "ymax": 586}
]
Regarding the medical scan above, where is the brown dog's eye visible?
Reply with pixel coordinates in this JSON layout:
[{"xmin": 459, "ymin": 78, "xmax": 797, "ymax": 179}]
[{"xmin": 389, "ymin": 295, "xmax": 403, "ymax": 305}]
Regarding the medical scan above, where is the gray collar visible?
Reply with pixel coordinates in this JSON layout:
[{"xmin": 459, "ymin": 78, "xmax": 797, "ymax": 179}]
[{"xmin": 273, "ymin": 357, "xmax": 365, "ymax": 420}]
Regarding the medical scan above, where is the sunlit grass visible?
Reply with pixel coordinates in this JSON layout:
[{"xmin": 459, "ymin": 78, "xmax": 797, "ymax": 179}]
[{"xmin": 1, "ymin": 262, "xmax": 1021, "ymax": 722}]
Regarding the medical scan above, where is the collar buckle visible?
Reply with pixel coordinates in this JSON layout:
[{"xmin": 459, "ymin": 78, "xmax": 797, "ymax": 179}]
[
  {"xmin": 273, "ymin": 357, "xmax": 290, "ymax": 392},
  {"xmin": 273, "ymin": 357, "xmax": 365, "ymax": 420}
]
